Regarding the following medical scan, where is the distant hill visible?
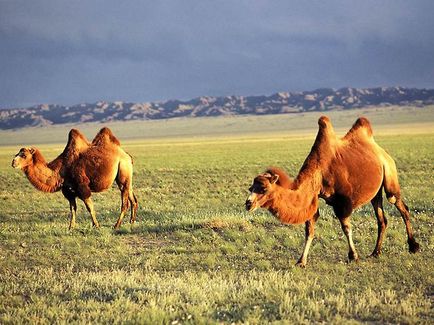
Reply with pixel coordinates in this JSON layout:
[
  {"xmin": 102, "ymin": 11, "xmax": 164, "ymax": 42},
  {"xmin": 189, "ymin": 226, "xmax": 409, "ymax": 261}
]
[{"xmin": 1, "ymin": 87, "xmax": 433, "ymax": 129}]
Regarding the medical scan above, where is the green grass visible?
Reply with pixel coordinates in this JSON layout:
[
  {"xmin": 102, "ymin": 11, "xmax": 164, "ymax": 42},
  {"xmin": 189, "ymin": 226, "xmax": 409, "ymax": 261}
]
[{"xmin": 1, "ymin": 108, "xmax": 433, "ymax": 323}]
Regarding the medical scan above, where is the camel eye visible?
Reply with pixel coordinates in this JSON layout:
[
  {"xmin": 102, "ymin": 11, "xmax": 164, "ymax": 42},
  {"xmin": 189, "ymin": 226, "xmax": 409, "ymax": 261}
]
[
  {"xmin": 251, "ymin": 186, "xmax": 266, "ymax": 194},
  {"xmin": 19, "ymin": 153, "xmax": 26, "ymax": 158}
]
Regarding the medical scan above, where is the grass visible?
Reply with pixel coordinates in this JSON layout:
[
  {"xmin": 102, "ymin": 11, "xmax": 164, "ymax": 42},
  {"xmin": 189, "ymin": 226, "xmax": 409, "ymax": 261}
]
[{"xmin": 0, "ymin": 107, "xmax": 433, "ymax": 323}]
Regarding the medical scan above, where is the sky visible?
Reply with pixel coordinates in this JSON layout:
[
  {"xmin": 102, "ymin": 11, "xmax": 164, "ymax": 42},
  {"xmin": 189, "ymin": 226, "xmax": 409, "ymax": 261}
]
[{"xmin": 1, "ymin": 0, "xmax": 433, "ymax": 108}]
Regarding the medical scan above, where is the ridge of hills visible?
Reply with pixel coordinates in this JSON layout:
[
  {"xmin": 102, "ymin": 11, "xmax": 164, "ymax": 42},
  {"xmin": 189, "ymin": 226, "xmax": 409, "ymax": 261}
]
[{"xmin": 1, "ymin": 87, "xmax": 433, "ymax": 129}]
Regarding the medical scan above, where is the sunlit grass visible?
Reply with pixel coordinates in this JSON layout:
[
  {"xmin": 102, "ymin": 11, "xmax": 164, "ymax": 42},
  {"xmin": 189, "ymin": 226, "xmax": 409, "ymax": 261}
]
[{"xmin": 0, "ymin": 110, "xmax": 433, "ymax": 323}]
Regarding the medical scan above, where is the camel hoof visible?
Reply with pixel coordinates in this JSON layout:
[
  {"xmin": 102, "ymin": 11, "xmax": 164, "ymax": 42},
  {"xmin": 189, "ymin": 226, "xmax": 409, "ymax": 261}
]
[
  {"xmin": 113, "ymin": 223, "xmax": 121, "ymax": 229},
  {"xmin": 370, "ymin": 250, "xmax": 381, "ymax": 258},
  {"xmin": 295, "ymin": 260, "xmax": 307, "ymax": 268},
  {"xmin": 348, "ymin": 251, "xmax": 359, "ymax": 262},
  {"xmin": 408, "ymin": 240, "xmax": 420, "ymax": 253}
]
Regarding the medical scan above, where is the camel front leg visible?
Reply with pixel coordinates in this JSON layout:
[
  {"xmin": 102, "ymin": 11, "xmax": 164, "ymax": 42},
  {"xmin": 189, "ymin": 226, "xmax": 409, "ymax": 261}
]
[
  {"xmin": 339, "ymin": 217, "xmax": 358, "ymax": 261},
  {"xmin": 333, "ymin": 199, "xmax": 358, "ymax": 262},
  {"xmin": 68, "ymin": 198, "xmax": 77, "ymax": 230},
  {"xmin": 62, "ymin": 187, "xmax": 78, "ymax": 230},
  {"xmin": 296, "ymin": 210, "xmax": 319, "ymax": 268},
  {"xmin": 83, "ymin": 197, "xmax": 100, "ymax": 228}
]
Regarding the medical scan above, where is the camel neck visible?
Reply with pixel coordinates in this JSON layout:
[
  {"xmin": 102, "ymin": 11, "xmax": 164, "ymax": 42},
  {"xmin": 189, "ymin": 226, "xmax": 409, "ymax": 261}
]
[
  {"xmin": 269, "ymin": 119, "xmax": 337, "ymax": 224},
  {"xmin": 23, "ymin": 155, "xmax": 63, "ymax": 193},
  {"xmin": 268, "ymin": 176, "xmax": 320, "ymax": 224}
]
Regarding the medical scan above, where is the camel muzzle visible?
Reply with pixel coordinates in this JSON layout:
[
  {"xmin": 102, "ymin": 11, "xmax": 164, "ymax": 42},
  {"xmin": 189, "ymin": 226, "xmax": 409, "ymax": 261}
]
[
  {"xmin": 245, "ymin": 199, "xmax": 252, "ymax": 211},
  {"xmin": 11, "ymin": 158, "xmax": 19, "ymax": 169},
  {"xmin": 245, "ymin": 199, "xmax": 258, "ymax": 212}
]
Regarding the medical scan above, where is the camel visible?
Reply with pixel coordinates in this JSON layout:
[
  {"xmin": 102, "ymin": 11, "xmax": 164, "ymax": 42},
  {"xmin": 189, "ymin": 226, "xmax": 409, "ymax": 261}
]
[
  {"xmin": 12, "ymin": 127, "xmax": 138, "ymax": 229},
  {"xmin": 246, "ymin": 116, "xmax": 420, "ymax": 267}
]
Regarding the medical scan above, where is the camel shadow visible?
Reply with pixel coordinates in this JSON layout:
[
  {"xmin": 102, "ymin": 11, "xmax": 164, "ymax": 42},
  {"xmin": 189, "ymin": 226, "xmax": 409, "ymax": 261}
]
[
  {"xmin": 112, "ymin": 210, "xmax": 213, "ymax": 236},
  {"xmin": 111, "ymin": 208, "xmax": 257, "ymax": 236}
]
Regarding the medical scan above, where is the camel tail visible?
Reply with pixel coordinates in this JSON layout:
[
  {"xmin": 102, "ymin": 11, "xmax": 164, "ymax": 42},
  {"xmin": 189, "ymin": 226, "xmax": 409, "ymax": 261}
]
[
  {"xmin": 381, "ymin": 152, "xmax": 401, "ymax": 204},
  {"xmin": 127, "ymin": 152, "xmax": 134, "ymax": 165}
]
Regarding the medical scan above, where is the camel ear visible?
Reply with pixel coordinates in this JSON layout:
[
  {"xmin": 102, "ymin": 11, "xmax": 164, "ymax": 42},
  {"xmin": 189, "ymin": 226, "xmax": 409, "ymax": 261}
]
[
  {"xmin": 28, "ymin": 148, "xmax": 36, "ymax": 154},
  {"xmin": 270, "ymin": 174, "xmax": 279, "ymax": 184}
]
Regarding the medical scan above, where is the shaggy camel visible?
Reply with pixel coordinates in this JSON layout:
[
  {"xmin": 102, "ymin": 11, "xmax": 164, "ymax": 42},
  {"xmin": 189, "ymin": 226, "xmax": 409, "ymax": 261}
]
[
  {"xmin": 12, "ymin": 127, "xmax": 138, "ymax": 229},
  {"xmin": 246, "ymin": 116, "xmax": 420, "ymax": 267}
]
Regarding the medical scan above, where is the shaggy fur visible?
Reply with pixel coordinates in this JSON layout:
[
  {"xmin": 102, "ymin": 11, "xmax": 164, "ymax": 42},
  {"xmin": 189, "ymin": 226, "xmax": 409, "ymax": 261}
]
[
  {"xmin": 246, "ymin": 116, "xmax": 420, "ymax": 267},
  {"xmin": 12, "ymin": 128, "xmax": 138, "ymax": 229}
]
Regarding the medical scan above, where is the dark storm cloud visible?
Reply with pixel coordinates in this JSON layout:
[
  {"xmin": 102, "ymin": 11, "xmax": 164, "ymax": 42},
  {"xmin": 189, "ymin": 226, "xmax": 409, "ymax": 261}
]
[{"xmin": 1, "ymin": 0, "xmax": 433, "ymax": 107}]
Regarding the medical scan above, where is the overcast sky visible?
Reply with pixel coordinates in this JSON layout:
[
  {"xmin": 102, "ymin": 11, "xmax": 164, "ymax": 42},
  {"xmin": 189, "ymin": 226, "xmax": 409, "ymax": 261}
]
[{"xmin": 1, "ymin": 0, "xmax": 433, "ymax": 108}]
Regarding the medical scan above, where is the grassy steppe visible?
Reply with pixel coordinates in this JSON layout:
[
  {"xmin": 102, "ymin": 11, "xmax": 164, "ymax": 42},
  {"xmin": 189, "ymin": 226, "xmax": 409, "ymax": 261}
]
[{"xmin": 0, "ymin": 108, "xmax": 433, "ymax": 323}]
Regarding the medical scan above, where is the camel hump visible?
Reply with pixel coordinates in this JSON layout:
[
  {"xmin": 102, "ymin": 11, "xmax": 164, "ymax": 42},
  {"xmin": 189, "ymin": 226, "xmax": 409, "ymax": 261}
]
[
  {"xmin": 345, "ymin": 117, "xmax": 373, "ymax": 139},
  {"xmin": 265, "ymin": 167, "xmax": 293, "ymax": 188},
  {"xmin": 318, "ymin": 116, "xmax": 331, "ymax": 128},
  {"xmin": 68, "ymin": 128, "xmax": 82, "ymax": 139},
  {"xmin": 63, "ymin": 128, "xmax": 90, "ymax": 158},
  {"xmin": 92, "ymin": 127, "xmax": 121, "ymax": 146},
  {"xmin": 67, "ymin": 129, "xmax": 90, "ymax": 146},
  {"xmin": 317, "ymin": 115, "xmax": 336, "ymax": 141}
]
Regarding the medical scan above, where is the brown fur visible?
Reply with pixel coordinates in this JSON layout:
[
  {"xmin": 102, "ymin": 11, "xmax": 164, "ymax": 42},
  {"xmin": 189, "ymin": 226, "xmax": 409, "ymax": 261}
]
[
  {"xmin": 246, "ymin": 116, "xmax": 420, "ymax": 267},
  {"xmin": 12, "ymin": 128, "xmax": 138, "ymax": 229}
]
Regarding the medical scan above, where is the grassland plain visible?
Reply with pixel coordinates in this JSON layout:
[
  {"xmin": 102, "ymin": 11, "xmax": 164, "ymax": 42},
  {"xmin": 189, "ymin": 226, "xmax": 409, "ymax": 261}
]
[{"xmin": 0, "ymin": 107, "xmax": 433, "ymax": 324}]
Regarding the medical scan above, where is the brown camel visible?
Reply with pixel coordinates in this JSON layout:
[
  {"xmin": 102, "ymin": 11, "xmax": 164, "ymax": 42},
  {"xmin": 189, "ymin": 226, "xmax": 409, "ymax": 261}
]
[
  {"xmin": 12, "ymin": 127, "xmax": 138, "ymax": 229},
  {"xmin": 246, "ymin": 116, "xmax": 420, "ymax": 267}
]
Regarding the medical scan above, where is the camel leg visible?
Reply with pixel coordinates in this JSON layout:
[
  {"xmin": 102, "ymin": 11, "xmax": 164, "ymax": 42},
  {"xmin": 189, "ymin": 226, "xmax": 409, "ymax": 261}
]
[
  {"xmin": 296, "ymin": 210, "xmax": 319, "ymax": 267},
  {"xmin": 394, "ymin": 198, "xmax": 420, "ymax": 253},
  {"xmin": 63, "ymin": 187, "xmax": 78, "ymax": 230},
  {"xmin": 371, "ymin": 189, "xmax": 388, "ymax": 257},
  {"xmin": 113, "ymin": 183, "xmax": 129, "ymax": 229},
  {"xmin": 129, "ymin": 191, "xmax": 138, "ymax": 224},
  {"xmin": 382, "ymin": 159, "xmax": 420, "ymax": 253},
  {"xmin": 68, "ymin": 198, "xmax": 77, "ymax": 230},
  {"xmin": 340, "ymin": 217, "xmax": 358, "ymax": 261},
  {"xmin": 83, "ymin": 197, "xmax": 100, "ymax": 228},
  {"xmin": 114, "ymin": 158, "xmax": 136, "ymax": 228},
  {"xmin": 334, "ymin": 200, "xmax": 358, "ymax": 262}
]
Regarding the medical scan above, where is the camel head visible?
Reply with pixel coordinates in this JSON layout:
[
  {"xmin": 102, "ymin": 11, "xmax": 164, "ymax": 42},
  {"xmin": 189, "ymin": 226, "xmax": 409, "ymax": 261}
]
[
  {"xmin": 245, "ymin": 172, "xmax": 280, "ymax": 212},
  {"xmin": 12, "ymin": 148, "xmax": 36, "ymax": 169}
]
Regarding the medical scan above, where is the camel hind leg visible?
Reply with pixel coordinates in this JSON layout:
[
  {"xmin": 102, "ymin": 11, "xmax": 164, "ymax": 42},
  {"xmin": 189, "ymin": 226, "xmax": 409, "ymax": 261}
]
[
  {"xmin": 113, "ymin": 158, "xmax": 136, "ymax": 229},
  {"xmin": 129, "ymin": 191, "xmax": 138, "ymax": 224},
  {"xmin": 370, "ymin": 188, "xmax": 388, "ymax": 257},
  {"xmin": 382, "ymin": 157, "xmax": 420, "ymax": 253},
  {"xmin": 394, "ymin": 198, "xmax": 420, "ymax": 253},
  {"xmin": 113, "ymin": 181, "xmax": 130, "ymax": 229}
]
